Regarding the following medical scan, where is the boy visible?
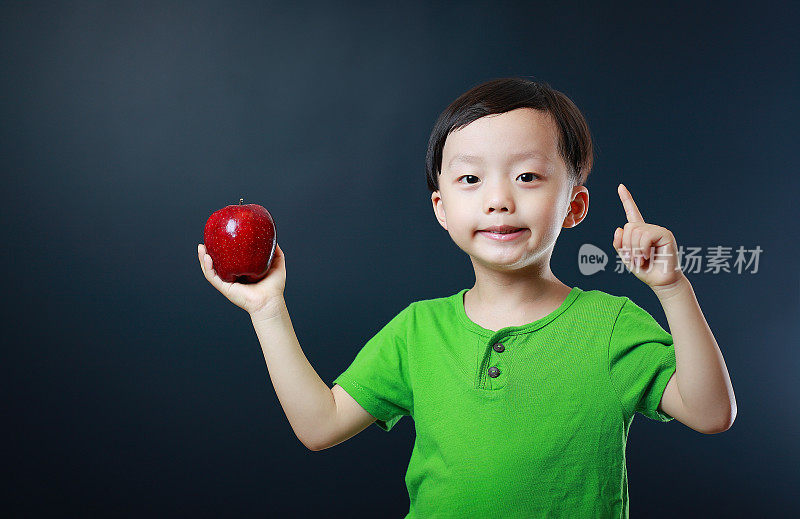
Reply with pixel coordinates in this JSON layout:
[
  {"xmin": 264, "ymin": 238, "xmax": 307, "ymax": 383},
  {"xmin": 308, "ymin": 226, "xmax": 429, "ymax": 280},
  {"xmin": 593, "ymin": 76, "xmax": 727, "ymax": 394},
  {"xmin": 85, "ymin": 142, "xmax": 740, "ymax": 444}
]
[{"xmin": 197, "ymin": 77, "xmax": 736, "ymax": 518}]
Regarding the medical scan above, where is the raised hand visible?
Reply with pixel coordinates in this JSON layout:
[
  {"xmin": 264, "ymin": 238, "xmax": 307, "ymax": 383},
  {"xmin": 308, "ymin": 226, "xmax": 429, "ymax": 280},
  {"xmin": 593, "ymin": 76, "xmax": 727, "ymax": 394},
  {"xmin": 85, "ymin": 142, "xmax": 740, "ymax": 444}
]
[{"xmin": 612, "ymin": 183, "xmax": 686, "ymax": 292}]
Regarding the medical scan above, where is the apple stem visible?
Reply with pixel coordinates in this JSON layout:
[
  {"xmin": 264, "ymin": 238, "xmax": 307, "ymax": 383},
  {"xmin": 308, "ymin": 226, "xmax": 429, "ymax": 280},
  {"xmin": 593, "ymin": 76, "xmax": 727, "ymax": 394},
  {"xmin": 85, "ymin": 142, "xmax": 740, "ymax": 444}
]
[{"xmin": 239, "ymin": 198, "xmax": 244, "ymax": 205}]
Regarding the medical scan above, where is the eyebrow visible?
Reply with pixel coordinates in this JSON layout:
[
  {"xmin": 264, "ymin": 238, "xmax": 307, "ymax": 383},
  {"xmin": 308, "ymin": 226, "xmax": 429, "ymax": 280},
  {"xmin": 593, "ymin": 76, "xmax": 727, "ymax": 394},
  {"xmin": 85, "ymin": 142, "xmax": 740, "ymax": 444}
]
[{"xmin": 447, "ymin": 151, "xmax": 551, "ymax": 168}]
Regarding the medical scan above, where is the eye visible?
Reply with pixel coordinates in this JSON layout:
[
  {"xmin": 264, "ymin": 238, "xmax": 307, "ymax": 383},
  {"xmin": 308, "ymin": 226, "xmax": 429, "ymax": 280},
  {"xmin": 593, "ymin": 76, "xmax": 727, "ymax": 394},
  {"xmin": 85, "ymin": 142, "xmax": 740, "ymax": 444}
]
[
  {"xmin": 518, "ymin": 172, "xmax": 540, "ymax": 182},
  {"xmin": 455, "ymin": 173, "xmax": 541, "ymax": 184}
]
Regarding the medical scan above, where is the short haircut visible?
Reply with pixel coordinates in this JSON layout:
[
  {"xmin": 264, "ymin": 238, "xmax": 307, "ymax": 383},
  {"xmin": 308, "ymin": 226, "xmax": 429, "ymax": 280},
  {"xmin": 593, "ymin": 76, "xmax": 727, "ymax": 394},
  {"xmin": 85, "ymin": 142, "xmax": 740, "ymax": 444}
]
[{"xmin": 425, "ymin": 77, "xmax": 594, "ymax": 193}]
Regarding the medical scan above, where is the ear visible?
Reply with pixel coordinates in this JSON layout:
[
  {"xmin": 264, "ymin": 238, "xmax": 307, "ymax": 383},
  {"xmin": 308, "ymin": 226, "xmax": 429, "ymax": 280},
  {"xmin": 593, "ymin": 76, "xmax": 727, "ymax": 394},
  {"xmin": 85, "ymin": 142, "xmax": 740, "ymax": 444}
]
[
  {"xmin": 431, "ymin": 190, "xmax": 448, "ymax": 231},
  {"xmin": 562, "ymin": 185, "xmax": 589, "ymax": 228}
]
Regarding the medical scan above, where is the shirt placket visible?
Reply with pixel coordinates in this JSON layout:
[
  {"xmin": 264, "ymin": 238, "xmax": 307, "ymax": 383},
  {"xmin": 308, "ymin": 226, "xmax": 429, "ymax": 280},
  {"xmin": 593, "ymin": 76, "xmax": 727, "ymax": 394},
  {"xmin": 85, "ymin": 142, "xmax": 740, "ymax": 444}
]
[{"xmin": 477, "ymin": 332, "xmax": 510, "ymax": 390}]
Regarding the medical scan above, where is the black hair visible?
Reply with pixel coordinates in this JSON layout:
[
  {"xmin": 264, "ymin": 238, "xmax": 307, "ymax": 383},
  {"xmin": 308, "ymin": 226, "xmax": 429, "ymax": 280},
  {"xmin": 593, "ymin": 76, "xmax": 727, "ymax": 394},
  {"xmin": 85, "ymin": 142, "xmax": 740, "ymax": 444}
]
[{"xmin": 425, "ymin": 77, "xmax": 594, "ymax": 192}]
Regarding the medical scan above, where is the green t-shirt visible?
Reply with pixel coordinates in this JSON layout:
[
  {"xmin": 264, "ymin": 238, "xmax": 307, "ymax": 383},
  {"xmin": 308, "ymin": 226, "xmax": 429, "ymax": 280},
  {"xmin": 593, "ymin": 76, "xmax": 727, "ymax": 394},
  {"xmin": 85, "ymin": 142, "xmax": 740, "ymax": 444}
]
[{"xmin": 332, "ymin": 286, "xmax": 676, "ymax": 518}]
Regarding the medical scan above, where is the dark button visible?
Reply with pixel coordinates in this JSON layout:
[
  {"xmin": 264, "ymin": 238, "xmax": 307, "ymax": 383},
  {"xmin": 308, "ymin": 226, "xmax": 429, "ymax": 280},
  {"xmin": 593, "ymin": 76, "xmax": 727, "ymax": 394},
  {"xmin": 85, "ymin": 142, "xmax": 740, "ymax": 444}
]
[
  {"xmin": 488, "ymin": 366, "xmax": 501, "ymax": 378},
  {"xmin": 493, "ymin": 343, "xmax": 505, "ymax": 353}
]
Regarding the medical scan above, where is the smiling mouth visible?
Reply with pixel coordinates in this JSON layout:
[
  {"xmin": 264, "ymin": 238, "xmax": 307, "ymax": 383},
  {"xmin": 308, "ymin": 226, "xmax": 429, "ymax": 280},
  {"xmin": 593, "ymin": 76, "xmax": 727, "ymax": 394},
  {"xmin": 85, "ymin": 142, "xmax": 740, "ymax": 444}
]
[
  {"xmin": 478, "ymin": 228, "xmax": 528, "ymax": 241},
  {"xmin": 480, "ymin": 228, "xmax": 525, "ymax": 234}
]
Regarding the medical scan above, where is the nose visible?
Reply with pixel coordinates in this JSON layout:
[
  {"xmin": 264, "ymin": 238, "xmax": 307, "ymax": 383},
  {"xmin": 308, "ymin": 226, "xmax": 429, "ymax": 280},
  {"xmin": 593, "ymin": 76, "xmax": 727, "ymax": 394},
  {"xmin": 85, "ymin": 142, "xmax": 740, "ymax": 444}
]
[{"xmin": 483, "ymin": 178, "xmax": 515, "ymax": 214}]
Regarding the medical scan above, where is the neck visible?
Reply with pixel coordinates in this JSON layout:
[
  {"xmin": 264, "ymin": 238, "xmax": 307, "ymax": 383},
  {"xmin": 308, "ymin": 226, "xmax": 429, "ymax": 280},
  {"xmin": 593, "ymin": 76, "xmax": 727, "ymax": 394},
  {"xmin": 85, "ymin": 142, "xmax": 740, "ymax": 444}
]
[{"xmin": 467, "ymin": 260, "xmax": 571, "ymax": 312}]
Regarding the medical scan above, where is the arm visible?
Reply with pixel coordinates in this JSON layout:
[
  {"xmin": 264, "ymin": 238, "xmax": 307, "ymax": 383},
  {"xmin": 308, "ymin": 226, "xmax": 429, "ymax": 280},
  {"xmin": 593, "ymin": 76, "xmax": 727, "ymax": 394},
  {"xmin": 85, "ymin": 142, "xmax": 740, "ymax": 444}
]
[
  {"xmin": 613, "ymin": 184, "xmax": 737, "ymax": 434},
  {"xmin": 198, "ymin": 243, "xmax": 372, "ymax": 450},
  {"xmin": 314, "ymin": 384, "xmax": 378, "ymax": 451},
  {"xmin": 250, "ymin": 301, "xmax": 378, "ymax": 451},
  {"xmin": 250, "ymin": 300, "xmax": 340, "ymax": 451},
  {"xmin": 653, "ymin": 276, "xmax": 737, "ymax": 434}
]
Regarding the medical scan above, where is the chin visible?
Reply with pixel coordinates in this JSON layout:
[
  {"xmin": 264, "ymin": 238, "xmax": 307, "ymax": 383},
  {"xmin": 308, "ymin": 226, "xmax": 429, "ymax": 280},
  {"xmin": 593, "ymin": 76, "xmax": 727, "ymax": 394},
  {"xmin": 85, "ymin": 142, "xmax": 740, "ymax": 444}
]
[{"xmin": 471, "ymin": 250, "xmax": 531, "ymax": 268}]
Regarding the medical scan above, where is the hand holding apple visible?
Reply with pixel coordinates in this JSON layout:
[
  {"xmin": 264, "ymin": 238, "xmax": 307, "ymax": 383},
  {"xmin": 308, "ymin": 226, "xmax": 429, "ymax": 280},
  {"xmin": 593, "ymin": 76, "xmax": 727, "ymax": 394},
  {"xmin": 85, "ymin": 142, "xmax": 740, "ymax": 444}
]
[{"xmin": 199, "ymin": 199, "xmax": 286, "ymax": 317}]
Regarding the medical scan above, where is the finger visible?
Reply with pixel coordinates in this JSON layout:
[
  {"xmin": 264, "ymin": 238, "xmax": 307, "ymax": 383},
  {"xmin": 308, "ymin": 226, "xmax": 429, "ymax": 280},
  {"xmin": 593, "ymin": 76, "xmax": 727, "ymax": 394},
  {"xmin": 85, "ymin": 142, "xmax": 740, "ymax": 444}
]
[
  {"xmin": 633, "ymin": 227, "xmax": 646, "ymax": 265},
  {"xmin": 273, "ymin": 243, "xmax": 285, "ymax": 268},
  {"xmin": 198, "ymin": 244, "xmax": 212, "ymax": 271},
  {"xmin": 622, "ymin": 222, "xmax": 634, "ymax": 259},
  {"xmin": 625, "ymin": 224, "xmax": 642, "ymax": 269},
  {"xmin": 197, "ymin": 247, "xmax": 218, "ymax": 281},
  {"xmin": 199, "ymin": 250, "xmax": 214, "ymax": 278},
  {"xmin": 198, "ymin": 245, "xmax": 244, "ymax": 304},
  {"xmin": 617, "ymin": 226, "xmax": 628, "ymax": 266},
  {"xmin": 614, "ymin": 227, "xmax": 632, "ymax": 268},
  {"xmin": 628, "ymin": 227, "xmax": 640, "ymax": 269},
  {"xmin": 198, "ymin": 244, "xmax": 207, "ymax": 271},
  {"xmin": 618, "ymin": 183, "xmax": 645, "ymax": 223},
  {"xmin": 641, "ymin": 230, "xmax": 657, "ymax": 271},
  {"xmin": 202, "ymin": 255, "xmax": 234, "ymax": 294},
  {"xmin": 638, "ymin": 230, "xmax": 652, "ymax": 262},
  {"xmin": 613, "ymin": 227, "xmax": 623, "ymax": 250}
]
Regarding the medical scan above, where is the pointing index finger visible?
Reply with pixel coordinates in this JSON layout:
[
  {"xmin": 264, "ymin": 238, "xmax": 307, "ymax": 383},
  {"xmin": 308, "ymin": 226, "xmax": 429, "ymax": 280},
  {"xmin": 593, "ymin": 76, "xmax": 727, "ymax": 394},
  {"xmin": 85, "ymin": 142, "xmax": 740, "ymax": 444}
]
[{"xmin": 618, "ymin": 183, "xmax": 645, "ymax": 223}]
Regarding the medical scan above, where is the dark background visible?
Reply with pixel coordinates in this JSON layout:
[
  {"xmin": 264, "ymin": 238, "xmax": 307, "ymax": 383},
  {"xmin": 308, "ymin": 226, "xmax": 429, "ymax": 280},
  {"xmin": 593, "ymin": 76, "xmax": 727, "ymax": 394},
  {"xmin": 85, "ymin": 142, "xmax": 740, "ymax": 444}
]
[{"xmin": 3, "ymin": 1, "xmax": 798, "ymax": 516}]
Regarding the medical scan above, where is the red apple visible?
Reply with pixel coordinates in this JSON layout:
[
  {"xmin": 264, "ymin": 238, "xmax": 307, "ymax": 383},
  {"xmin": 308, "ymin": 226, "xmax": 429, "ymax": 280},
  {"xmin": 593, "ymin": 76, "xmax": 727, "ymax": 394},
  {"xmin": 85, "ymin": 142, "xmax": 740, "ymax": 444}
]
[{"xmin": 203, "ymin": 198, "xmax": 277, "ymax": 283}]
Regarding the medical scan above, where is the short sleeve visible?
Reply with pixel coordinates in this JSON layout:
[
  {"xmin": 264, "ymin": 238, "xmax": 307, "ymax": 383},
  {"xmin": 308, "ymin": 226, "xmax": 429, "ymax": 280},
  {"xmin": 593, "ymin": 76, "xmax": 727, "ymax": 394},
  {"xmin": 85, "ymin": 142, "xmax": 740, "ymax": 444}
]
[
  {"xmin": 332, "ymin": 303, "xmax": 414, "ymax": 432},
  {"xmin": 607, "ymin": 297, "xmax": 677, "ymax": 422}
]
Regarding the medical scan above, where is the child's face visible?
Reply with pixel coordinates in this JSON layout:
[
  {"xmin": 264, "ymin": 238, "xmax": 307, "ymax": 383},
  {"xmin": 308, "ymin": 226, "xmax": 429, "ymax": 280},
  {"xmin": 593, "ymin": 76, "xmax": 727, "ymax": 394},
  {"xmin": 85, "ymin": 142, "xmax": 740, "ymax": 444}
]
[{"xmin": 431, "ymin": 107, "xmax": 588, "ymax": 273}]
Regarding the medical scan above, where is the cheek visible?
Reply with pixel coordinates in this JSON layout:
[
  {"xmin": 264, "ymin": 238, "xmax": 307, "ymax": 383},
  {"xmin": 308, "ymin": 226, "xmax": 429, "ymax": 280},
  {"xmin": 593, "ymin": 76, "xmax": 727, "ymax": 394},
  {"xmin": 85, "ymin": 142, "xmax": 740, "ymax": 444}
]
[
  {"xmin": 445, "ymin": 205, "xmax": 474, "ymax": 229},
  {"xmin": 528, "ymin": 201, "xmax": 556, "ymax": 224},
  {"xmin": 529, "ymin": 203, "xmax": 565, "ymax": 237}
]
